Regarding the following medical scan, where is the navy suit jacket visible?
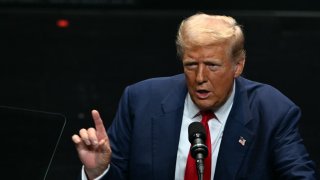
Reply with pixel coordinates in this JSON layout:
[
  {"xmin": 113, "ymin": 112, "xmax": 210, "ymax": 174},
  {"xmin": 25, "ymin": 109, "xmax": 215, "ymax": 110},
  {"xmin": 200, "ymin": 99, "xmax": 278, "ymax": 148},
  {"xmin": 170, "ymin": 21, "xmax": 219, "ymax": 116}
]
[{"xmin": 101, "ymin": 74, "xmax": 318, "ymax": 180}]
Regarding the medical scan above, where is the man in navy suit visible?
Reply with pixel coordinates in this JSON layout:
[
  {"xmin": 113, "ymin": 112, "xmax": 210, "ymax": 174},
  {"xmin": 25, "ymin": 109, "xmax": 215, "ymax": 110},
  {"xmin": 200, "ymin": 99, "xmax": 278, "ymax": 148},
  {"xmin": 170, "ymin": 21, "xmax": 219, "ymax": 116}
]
[{"xmin": 72, "ymin": 12, "xmax": 318, "ymax": 179}]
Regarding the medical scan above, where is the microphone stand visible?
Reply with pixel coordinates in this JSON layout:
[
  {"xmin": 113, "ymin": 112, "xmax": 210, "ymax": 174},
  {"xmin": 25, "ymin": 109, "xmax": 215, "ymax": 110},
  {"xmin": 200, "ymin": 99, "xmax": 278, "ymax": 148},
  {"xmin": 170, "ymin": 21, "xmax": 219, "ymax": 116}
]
[
  {"xmin": 196, "ymin": 154, "xmax": 205, "ymax": 180},
  {"xmin": 196, "ymin": 158, "xmax": 204, "ymax": 180}
]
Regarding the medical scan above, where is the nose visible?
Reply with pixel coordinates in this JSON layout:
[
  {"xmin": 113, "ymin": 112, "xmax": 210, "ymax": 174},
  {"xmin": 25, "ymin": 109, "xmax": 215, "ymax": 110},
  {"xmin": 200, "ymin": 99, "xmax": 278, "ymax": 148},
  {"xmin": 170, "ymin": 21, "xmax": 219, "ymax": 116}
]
[{"xmin": 196, "ymin": 64, "xmax": 207, "ymax": 84}]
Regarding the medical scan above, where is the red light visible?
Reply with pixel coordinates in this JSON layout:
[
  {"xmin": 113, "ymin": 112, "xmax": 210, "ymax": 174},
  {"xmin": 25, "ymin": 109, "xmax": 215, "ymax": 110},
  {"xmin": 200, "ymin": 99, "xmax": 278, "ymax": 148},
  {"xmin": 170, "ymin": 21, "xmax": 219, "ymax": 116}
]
[{"xmin": 56, "ymin": 19, "xmax": 69, "ymax": 28}]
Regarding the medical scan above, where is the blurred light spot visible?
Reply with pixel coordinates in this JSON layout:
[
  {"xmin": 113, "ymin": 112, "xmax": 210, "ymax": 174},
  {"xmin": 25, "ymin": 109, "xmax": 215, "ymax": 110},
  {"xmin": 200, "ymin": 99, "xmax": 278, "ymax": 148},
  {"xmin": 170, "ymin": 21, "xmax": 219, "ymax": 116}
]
[{"xmin": 56, "ymin": 19, "xmax": 69, "ymax": 28}]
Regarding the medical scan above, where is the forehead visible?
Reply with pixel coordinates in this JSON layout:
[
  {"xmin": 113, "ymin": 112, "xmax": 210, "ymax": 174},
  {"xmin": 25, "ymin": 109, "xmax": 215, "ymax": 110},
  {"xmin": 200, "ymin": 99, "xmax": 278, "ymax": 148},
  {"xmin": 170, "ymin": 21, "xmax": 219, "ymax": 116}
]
[{"xmin": 183, "ymin": 43, "xmax": 232, "ymax": 59}]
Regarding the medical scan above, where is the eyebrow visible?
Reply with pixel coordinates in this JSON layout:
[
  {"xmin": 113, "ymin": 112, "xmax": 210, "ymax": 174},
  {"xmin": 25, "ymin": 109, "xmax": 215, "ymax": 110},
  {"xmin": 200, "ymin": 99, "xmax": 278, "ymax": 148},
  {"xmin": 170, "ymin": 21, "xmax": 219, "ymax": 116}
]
[{"xmin": 184, "ymin": 58, "xmax": 221, "ymax": 62}]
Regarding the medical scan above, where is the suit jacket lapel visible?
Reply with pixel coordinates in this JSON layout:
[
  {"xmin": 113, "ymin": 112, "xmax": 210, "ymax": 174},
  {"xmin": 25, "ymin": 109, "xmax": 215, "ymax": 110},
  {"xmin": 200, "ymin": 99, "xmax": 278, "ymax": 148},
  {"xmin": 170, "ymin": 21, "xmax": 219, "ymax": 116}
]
[
  {"xmin": 214, "ymin": 78, "xmax": 255, "ymax": 179},
  {"xmin": 152, "ymin": 76, "xmax": 188, "ymax": 180}
]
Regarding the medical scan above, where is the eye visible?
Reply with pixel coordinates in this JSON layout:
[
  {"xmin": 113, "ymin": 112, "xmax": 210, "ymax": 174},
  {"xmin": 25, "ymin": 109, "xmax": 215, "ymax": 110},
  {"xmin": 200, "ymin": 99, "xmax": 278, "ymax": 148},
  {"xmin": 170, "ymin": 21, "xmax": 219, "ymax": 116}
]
[
  {"xmin": 207, "ymin": 63, "xmax": 219, "ymax": 71},
  {"xmin": 183, "ymin": 62, "xmax": 198, "ymax": 70}
]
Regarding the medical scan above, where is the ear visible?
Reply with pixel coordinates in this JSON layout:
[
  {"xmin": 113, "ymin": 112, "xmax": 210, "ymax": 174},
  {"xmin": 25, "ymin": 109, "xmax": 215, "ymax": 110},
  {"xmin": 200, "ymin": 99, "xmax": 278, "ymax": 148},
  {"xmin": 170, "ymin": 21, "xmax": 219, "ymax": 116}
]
[{"xmin": 234, "ymin": 56, "xmax": 245, "ymax": 78}]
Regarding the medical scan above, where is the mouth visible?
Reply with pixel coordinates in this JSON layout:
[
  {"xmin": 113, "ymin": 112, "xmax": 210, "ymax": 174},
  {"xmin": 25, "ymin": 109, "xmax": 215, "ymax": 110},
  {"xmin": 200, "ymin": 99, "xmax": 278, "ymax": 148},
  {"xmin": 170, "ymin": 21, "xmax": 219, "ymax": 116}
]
[{"xmin": 195, "ymin": 90, "xmax": 210, "ymax": 99}]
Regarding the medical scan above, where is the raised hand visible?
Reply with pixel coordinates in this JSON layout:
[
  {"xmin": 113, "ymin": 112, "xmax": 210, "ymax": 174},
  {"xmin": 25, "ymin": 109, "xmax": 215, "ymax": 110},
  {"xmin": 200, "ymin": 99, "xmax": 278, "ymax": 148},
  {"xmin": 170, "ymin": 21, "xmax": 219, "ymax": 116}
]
[{"xmin": 72, "ymin": 110, "xmax": 112, "ymax": 179}]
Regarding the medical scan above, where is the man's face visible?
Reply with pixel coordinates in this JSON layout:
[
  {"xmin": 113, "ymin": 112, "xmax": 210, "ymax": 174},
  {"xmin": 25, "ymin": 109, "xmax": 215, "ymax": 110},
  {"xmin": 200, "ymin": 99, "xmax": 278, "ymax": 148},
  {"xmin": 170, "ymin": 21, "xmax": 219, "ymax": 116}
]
[{"xmin": 182, "ymin": 43, "xmax": 244, "ymax": 111}]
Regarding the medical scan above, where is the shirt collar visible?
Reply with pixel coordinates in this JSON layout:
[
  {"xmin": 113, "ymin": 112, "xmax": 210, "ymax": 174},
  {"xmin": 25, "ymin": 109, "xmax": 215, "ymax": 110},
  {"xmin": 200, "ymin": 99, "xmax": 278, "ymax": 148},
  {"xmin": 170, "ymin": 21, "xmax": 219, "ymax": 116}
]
[{"xmin": 184, "ymin": 81, "xmax": 235, "ymax": 124}]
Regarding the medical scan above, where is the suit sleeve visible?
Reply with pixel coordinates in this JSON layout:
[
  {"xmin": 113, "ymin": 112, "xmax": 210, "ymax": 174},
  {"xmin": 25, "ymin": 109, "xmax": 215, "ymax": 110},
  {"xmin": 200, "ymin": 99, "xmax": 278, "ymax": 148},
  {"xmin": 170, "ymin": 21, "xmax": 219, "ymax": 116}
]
[{"xmin": 272, "ymin": 105, "xmax": 318, "ymax": 179}]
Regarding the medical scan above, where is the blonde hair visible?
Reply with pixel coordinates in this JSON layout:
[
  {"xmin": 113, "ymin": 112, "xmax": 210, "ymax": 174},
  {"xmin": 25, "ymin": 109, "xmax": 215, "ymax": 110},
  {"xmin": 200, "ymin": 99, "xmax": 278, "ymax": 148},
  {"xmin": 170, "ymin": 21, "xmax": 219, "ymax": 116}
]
[{"xmin": 176, "ymin": 12, "xmax": 245, "ymax": 61}]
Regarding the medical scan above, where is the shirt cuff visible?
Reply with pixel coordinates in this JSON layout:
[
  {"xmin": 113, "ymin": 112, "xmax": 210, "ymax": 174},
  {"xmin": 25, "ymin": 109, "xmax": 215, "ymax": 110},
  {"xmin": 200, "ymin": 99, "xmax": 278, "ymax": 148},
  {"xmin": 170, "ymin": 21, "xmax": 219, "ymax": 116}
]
[{"xmin": 81, "ymin": 164, "xmax": 110, "ymax": 180}]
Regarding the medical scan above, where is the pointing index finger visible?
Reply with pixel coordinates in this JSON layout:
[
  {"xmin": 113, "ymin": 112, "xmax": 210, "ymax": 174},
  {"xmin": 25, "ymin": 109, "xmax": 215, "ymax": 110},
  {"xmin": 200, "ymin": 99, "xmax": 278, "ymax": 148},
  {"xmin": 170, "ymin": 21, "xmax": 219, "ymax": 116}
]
[{"xmin": 91, "ymin": 109, "xmax": 107, "ymax": 139}]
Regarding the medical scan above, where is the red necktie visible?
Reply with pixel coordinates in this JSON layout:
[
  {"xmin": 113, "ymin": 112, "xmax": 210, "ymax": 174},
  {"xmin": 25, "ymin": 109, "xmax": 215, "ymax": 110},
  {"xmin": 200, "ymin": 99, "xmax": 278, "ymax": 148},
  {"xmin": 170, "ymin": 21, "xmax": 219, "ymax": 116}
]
[{"xmin": 184, "ymin": 110, "xmax": 214, "ymax": 180}]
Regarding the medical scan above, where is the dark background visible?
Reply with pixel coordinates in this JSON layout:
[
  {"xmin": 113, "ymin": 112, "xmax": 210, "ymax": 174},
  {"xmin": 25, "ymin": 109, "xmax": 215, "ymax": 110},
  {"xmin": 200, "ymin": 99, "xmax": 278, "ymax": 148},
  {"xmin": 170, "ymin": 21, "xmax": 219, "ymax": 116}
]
[{"xmin": 0, "ymin": 0, "xmax": 320, "ymax": 179}]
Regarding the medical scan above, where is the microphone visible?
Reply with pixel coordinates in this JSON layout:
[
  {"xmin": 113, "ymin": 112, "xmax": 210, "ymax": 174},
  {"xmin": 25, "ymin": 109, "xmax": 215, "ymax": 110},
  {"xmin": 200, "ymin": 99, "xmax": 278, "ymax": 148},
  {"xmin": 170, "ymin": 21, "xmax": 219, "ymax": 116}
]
[{"xmin": 188, "ymin": 121, "xmax": 208, "ymax": 180}]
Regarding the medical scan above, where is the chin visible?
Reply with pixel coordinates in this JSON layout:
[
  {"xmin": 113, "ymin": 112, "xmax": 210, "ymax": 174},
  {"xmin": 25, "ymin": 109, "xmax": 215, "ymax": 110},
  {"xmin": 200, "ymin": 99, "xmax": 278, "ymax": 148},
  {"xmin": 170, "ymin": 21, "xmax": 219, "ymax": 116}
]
[{"xmin": 195, "ymin": 101, "xmax": 214, "ymax": 111}]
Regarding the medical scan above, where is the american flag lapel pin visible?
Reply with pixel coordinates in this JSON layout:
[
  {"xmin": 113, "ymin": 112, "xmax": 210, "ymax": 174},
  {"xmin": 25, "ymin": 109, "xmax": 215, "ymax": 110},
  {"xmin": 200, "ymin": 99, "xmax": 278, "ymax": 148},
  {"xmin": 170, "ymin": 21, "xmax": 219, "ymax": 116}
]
[{"xmin": 238, "ymin": 136, "xmax": 246, "ymax": 146}]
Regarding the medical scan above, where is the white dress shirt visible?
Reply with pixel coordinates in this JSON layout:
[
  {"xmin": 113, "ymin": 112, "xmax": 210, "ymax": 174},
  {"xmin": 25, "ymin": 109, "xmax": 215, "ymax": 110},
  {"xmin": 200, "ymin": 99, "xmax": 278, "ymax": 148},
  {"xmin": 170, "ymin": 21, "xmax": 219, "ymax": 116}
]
[
  {"xmin": 174, "ymin": 82, "xmax": 235, "ymax": 180},
  {"xmin": 82, "ymin": 82, "xmax": 235, "ymax": 180}
]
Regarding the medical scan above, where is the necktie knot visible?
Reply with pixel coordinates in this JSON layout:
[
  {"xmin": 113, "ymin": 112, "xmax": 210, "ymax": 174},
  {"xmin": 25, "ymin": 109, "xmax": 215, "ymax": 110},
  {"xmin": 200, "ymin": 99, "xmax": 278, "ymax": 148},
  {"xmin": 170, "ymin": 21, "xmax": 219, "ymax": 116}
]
[{"xmin": 200, "ymin": 110, "xmax": 215, "ymax": 124}]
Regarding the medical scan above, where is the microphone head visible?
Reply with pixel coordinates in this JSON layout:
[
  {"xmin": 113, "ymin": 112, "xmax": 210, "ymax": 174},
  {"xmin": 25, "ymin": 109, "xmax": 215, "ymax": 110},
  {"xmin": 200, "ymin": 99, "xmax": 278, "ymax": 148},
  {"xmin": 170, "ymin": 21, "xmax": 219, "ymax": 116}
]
[
  {"xmin": 188, "ymin": 121, "xmax": 208, "ymax": 159},
  {"xmin": 188, "ymin": 121, "xmax": 206, "ymax": 143}
]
